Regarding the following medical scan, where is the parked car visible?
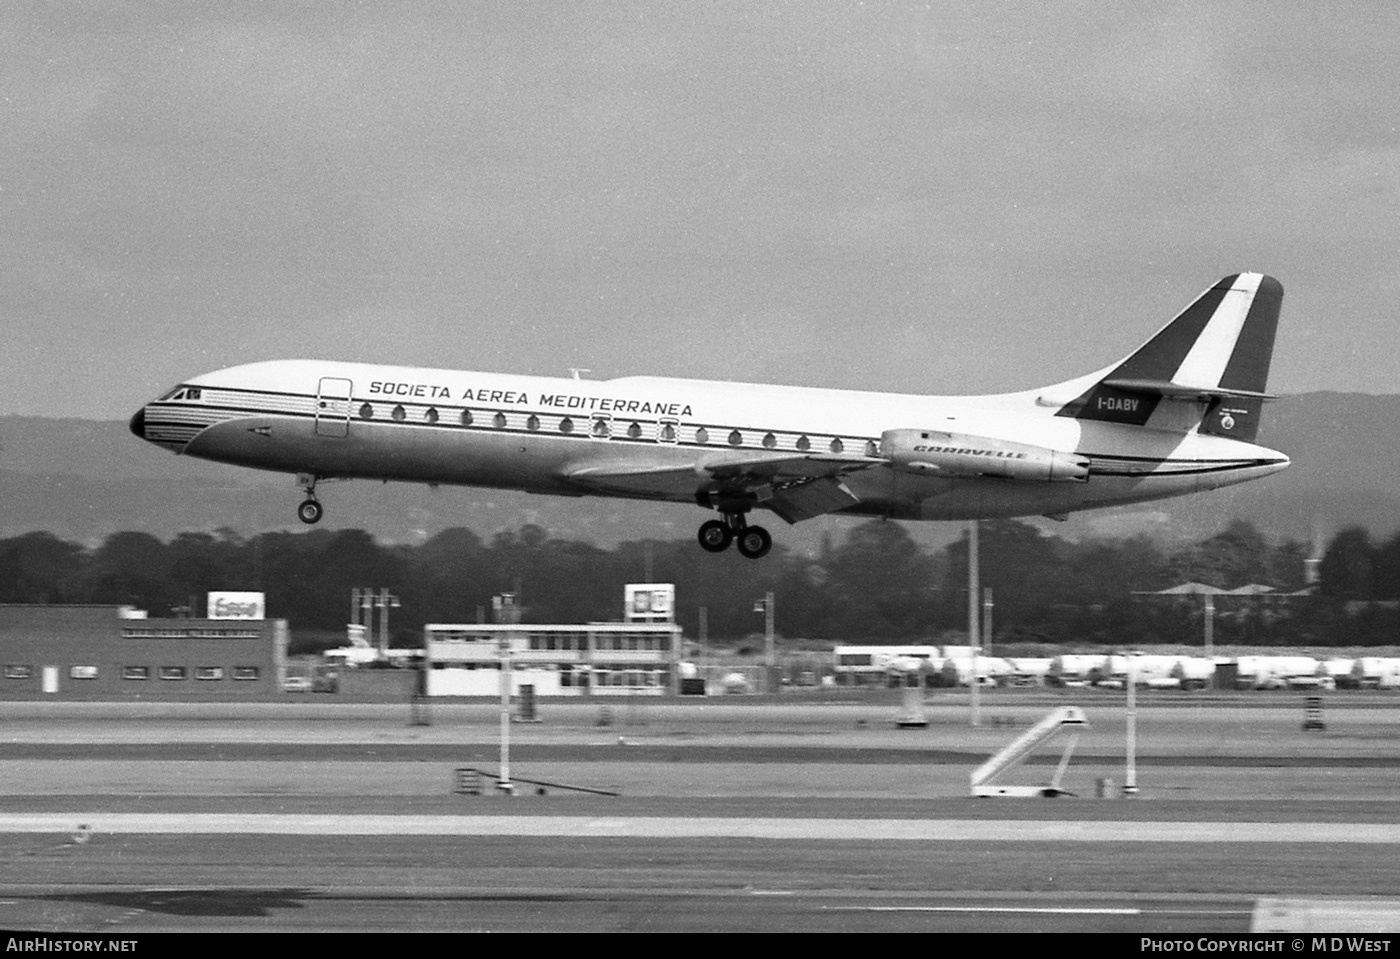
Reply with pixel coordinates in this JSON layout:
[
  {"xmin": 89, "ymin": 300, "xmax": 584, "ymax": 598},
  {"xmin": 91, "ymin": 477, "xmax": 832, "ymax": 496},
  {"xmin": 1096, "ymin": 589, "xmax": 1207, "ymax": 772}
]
[{"xmin": 282, "ymin": 676, "xmax": 312, "ymax": 693}]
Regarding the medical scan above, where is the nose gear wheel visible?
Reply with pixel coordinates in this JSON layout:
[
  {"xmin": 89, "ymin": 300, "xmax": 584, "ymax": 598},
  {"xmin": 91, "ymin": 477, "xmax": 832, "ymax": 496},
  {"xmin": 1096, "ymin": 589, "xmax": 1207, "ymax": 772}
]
[{"xmin": 296, "ymin": 474, "xmax": 323, "ymax": 525}]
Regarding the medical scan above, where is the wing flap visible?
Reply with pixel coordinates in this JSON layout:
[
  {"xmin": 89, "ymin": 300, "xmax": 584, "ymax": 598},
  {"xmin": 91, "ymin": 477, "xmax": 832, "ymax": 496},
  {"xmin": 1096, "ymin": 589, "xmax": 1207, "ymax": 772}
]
[
  {"xmin": 766, "ymin": 477, "xmax": 861, "ymax": 524},
  {"xmin": 566, "ymin": 464, "xmax": 702, "ymax": 499},
  {"xmin": 702, "ymin": 451, "xmax": 883, "ymax": 480},
  {"xmin": 566, "ymin": 452, "xmax": 880, "ymax": 519}
]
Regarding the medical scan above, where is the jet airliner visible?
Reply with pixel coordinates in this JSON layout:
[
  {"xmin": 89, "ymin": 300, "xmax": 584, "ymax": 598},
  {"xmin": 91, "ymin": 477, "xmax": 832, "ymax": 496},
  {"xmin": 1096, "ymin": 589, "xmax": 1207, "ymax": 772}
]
[{"xmin": 130, "ymin": 273, "xmax": 1289, "ymax": 559}]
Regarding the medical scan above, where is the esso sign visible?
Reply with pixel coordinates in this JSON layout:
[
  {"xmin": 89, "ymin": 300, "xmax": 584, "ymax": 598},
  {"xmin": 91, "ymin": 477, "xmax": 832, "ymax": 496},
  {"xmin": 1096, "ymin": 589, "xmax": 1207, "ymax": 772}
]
[{"xmin": 208, "ymin": 591, "xmax": 266, "ymax": 620}]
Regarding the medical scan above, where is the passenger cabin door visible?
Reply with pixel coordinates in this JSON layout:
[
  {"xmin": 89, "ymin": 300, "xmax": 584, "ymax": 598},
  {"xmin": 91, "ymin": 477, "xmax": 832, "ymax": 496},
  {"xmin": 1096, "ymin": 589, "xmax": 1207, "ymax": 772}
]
[{"xmin": 315, "ymin": 377, "xmax": 353, "ymax": 437}]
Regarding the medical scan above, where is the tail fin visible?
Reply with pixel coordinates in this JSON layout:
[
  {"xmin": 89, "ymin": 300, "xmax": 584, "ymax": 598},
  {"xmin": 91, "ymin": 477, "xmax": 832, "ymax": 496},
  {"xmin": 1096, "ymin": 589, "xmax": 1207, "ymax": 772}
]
[{"xmin": 1053, "ymin": 273, "xmax": 1283, "ymax": 441}]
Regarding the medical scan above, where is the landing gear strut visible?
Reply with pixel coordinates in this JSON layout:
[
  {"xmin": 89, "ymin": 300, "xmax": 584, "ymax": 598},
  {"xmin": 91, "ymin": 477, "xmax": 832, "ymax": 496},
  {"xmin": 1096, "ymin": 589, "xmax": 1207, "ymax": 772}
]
[
  {"xmin": 296, "ymin": 474, "xmax": 323, "ymax": 525},
  {"xmin": 696, "ymin": 513, "xmax": 772, "ymax": 559}
]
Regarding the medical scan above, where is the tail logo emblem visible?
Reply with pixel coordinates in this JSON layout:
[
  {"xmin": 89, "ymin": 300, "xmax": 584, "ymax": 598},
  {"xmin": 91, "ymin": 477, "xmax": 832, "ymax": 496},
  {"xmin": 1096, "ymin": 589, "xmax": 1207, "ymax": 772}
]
[{"xmin": 1220, "ymin": 413, "xmax": 1236, "ymax": 430}]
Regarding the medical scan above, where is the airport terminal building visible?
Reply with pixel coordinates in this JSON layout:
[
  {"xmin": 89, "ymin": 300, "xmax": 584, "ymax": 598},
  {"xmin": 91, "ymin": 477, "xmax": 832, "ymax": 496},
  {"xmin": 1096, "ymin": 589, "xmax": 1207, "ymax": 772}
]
[
  {"xmin": 422, "ymin": 584, "xmax": 684, "ymax": 697},
  {"xmin": 423, "ymin": 621, "xmax": 683, "ymax": 697},
  {"xmin": 0, "ymin": 603, "xmax": 288, "ymax": 700}
]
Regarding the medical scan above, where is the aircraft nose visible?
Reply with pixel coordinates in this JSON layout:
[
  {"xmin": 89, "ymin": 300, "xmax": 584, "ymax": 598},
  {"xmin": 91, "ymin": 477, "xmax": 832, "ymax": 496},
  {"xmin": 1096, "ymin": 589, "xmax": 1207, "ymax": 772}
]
[{"xmin": 129, "ymin": 407, "xmax": 146, "ymax": 439}]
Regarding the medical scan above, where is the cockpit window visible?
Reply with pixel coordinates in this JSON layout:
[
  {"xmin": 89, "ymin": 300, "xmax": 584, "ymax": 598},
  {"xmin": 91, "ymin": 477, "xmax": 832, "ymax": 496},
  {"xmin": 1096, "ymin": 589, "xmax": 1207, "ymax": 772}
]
[
  {"xmin": 185, "ymin": 388, "xmax": 201, "ymax": 401},
  {"xmin": 159, "ymin": 387, "xmax": 185, "ymax": 401}
]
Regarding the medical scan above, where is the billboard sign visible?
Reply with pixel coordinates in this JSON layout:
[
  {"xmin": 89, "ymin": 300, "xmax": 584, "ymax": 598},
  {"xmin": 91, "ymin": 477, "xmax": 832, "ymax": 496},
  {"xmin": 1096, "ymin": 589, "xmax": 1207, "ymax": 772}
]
[
  {"xmin": 625, "ymin": 584, "xmax": 675, "ymax": 622},
  {"xmin": 208, "ymin": 591, "xmax": 266, "ymax": 620}
]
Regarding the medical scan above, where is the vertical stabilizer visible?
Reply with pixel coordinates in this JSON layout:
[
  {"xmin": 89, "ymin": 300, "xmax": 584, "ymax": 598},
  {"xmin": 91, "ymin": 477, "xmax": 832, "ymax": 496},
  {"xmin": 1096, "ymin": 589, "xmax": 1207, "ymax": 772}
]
[{"xmin": 1054, "ymin": 273, "xmax": 1283, "ymax": 441}]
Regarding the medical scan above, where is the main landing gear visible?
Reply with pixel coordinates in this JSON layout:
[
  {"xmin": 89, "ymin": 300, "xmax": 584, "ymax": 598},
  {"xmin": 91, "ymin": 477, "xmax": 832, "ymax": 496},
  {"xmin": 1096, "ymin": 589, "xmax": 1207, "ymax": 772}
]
[
  {"xmin": 697, "ymin": 515, "xmax": 772, "ymax": 559},
  {"xmin": 296, "ymin": 474, "xmax": 323, "ymax": 525}
]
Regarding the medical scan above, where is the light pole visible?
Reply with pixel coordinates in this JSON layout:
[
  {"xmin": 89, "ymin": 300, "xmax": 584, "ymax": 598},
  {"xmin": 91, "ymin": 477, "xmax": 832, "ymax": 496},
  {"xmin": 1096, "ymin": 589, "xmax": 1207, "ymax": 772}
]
[
  {"xmin": 497, "ymin": 632, "xmax": 514, "ymax": 795},
  {"xmin": 968, "ymin": 520, "xmax": 980, "ymax": 726},
  {"xmin": 1203, "ymin": 594, "xmax": 1215, "ymax": 660},
  {"xmin": 753, "ymin": 593, "xmax": 777, "ymax": 693},
  {"xmin": 352, "ymin": 587, "xmax": 399, "ymax": 661},
  {"xmin": 982, "ymin": 588, "xmax": 994, "ymax": 657},
  {"xmin": 699, "ymin": 605, "xmax": 708, "ymax": 680},
  {"xmin": 1123, "ymin": 650, "xmax": 1139, "ymax": 797},
  {"xmin": 754, "ymin": 592, "xmax": 775, "ymax": 667},
  {"xmin": 375, "ymin": 588, "xmax": 400, "ymax": 659},
  {"xmin": 491, "ymin": 592, "xmax": 519, "ymax": 794}
]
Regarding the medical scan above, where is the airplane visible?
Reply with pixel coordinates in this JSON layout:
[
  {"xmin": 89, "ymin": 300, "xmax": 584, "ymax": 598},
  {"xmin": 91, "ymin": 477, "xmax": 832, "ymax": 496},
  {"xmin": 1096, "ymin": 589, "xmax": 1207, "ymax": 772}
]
[{"xmin": 130, "ymin": 272, "xmax": 1289, "ymax": 559}]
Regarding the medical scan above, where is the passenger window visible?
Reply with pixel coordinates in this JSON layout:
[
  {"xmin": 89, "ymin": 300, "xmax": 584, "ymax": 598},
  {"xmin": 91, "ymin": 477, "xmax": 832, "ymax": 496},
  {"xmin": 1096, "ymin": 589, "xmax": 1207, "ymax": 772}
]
[
  {"xmin": 762, "ymin": 432, "xmax": 777, "ymax": 449},
  {"xmin": 796, "ymin": 435, "xmax": 810, "ymax": 452},
  {"xmin": 527, "ymin": 415, "xmax": 540, "ymax": 432},
  {"xmin": 864, "ymin": 440, "xmax": 878, "ymax": 456},
  {"xmin": 493, "ymin": 412, "xmax": 507, "ymax": 429},
  {"xmin": 830, "ymin": 438, "xmax": 844, "ymax": 454},
  {"xmin": 728, "ymin": 430, "xmax": 743, "ymax": 447},
  {"xmin": 425, "ymin": 407, "xmax": 439, "ymax": 425},
  {"xmin": 695, "ymin": 427, "xmax": 709, "ymax": 445},
  {"xmin": 560, "ymin": 417, "xmax": 574, "ymax": 434},
  {"xmin": 660, "ymin": 422, "xmax": 677, "ymax": 442},
  {"xmin": 359, "ymin": 404, "xmax": 374, "ymax": 420},
  {"xmin": 592, "ymin": 417, "xmax": 610, "ymax": 438},
  {"xmin": 461, "ymin": 410, "xmax": 473, "ymax": 427},
  {"xmin": 392, "ymin": 405, "xmax": 406, "ymax": 422},
  {"xmin": 627, "ymin": 421, "xmax": 642, "ymax": 440}
]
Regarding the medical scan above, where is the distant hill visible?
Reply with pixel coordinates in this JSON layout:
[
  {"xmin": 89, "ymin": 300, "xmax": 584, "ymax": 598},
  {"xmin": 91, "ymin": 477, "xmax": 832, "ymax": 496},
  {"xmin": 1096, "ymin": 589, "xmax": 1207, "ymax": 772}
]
[
  {"xmin": 2, "ymin": 392, "xmax": 1396, "ymax": 549},
  {"xmin": 1139, "ymin": 391, "xmax": 1400, "ymax": 545}
]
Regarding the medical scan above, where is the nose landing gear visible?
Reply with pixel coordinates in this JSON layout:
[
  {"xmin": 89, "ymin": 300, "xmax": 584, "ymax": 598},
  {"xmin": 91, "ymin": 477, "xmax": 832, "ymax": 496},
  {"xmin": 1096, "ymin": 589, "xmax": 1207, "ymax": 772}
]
[
  {"xmin": 696, "ymin": 514, "xmax": 772, "ymax": 559},
  {"xmin": 296, "ymin": 473, "xmax": 323, "ymax": 525}
]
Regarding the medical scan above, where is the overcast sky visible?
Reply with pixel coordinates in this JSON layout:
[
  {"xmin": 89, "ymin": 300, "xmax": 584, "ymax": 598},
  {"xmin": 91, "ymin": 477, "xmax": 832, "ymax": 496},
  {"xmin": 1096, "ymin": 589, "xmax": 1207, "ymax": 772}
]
[{"xmin": 4, "ymin": 2, "xmax": 1398, "ymax": 419}]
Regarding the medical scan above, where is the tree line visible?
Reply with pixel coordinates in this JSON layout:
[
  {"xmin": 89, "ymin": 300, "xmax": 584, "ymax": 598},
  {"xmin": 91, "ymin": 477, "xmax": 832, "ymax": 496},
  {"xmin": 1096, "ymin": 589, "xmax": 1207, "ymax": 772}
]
[{"xmin": 1, "ymin": 519, "xmax": 1395, "ymax": 647}]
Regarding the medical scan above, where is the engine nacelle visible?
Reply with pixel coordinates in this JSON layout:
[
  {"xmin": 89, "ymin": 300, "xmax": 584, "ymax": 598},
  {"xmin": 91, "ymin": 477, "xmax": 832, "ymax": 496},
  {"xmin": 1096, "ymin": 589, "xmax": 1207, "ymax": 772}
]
[{"xmin": 880, "ymin": 429, "xmax": 1090, "ymax": 483}]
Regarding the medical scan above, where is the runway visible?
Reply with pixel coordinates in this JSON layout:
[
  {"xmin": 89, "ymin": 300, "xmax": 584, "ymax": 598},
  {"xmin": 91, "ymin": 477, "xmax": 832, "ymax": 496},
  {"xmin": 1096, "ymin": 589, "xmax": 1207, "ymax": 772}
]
[
  {"xmin": 7, "ymin": 811, "xmax": 1400, "ymax": 842},
  {"xmin": 3, "ymin": 694, "xmax": 1400, "ymax": 933}
]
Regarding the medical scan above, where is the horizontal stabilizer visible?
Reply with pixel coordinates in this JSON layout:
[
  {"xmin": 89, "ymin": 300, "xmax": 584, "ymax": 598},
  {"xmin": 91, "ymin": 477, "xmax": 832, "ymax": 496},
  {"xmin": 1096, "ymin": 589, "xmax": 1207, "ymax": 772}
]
[{"xmin": 1101, "ymin": 379, "xmax": 1277, "ymax": 401}]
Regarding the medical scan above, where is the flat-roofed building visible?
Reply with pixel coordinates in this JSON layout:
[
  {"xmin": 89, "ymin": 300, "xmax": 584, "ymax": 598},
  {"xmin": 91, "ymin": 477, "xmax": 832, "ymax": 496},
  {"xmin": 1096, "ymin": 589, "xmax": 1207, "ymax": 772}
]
[
  {"xmin": 423, "ymin": 622, "xmax": 682, "ymax": 697},
  {"xmin": 0, "ymin": 604, "xmax": 288, "ymax": 700}
]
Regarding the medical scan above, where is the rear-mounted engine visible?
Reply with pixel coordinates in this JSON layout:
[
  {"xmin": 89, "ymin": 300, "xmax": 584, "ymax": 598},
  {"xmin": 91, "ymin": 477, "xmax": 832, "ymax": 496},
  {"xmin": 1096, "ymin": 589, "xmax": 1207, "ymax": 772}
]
[{"xmin": 880, "ymin": 429, "xmax": 1090, "ymax": 482}]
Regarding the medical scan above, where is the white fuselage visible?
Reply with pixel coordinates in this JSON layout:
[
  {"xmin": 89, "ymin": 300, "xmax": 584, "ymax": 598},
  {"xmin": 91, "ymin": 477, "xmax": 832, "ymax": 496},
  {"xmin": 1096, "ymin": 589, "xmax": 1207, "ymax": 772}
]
[{"xmin": 133, "ymin": 359, "xmax": 1289, "ymax": 523}]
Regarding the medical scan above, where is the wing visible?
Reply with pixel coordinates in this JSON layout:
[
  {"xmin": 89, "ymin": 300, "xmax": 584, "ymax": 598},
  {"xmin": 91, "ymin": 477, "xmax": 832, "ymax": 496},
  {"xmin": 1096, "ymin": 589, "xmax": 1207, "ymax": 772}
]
[{"xmin": 567, "ymin": 451, "xmax": 883, "ymax": 523}]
